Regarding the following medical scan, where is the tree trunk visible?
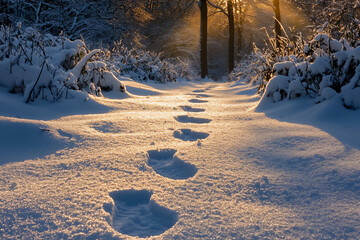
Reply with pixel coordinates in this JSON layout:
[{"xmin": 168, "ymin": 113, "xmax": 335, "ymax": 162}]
[
  {"xmin": 227, "ymin": 0, "xmax": 234, "ymax": 73},
  {"xmin": 200, "ymin": 0, "xmax": 208, "ymax": 78},
  {"xmin": 273, "ymin": 0, "xmax": 281, "ymax": 49},
  {"xmin": 235, "ymin": 3, "xmax": 242, "ymax": 56}
]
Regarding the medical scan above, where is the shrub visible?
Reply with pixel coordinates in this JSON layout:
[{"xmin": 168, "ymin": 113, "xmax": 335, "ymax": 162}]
[
  {"xmin": 0, "ymin": 24, "xmax": 125, "ymax": 102},
  {"xmin": 258, "ymin": 32, "xmax": 360, "ymax": 109},
  {"xmin": 101, "ymin": 41, "xmax": 194, "ymax": 84}
]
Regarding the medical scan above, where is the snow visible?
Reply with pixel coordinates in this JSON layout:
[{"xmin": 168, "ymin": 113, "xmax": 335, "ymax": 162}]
[
  {"xmin": 147, "ymin": 149, "xmax": 198, "ymax": 180},
  {"xmin": 0, "ymin": 120, "xmax": 69, "ymax": 166},
  {"xmin": 0, "ymin": 86, "xmax": 112, "ymax": 120},
  {"xmin": 288, "ymin": 79, "xmax": 305, "ymax": 99},
  {"xmin": 273, "ymin": 61, "xmax": 294, "ymax": 76},
  {"xmin": 308, "ymin": 56, "xmax": 331, "ymax": 75},
  {"xmin": 0, "ymin": 27, "xmax": 126, "ymax": 103},
  {"xmin": 313, "ymin": 33, "xmax": 342, "ymax": 52},
  {"xmin": 342, "ymin": 87, "xmax": 360, "ymax": 109},
  {"xmin": 314, "ymin": 33, "xmax": 330, "ymax": 42},
  {"xmin": 71, "ymin": 50, "xmax": 101, "ymax": 80},
  {"xmin": 173, "ymin": 129, "xmax": 209, "ymax": 142},
  {"xmin": 256, "ymin": 33, "xmax": 360, "ymax": 109},
  {"xmin": 321, "ymin": 87, "xmax": 337, "ymax": 100},
  {"xmin": 259, "ymin": 75, "xmax": 290, "ymax": 104},
  {"xmin": 288, "ymin": 62, "xmax": 308, "ymax": 78},
  {"xmin": 105, "ymin": 189, "xmax": 178, "ymax": 238},
  {"xmin": 1, "ymin": 80, "xmax": 360, "ymax": 239}
]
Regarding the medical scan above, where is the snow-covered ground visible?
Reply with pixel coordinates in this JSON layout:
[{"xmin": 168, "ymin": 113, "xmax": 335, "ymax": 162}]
[{"xmin": 1, "ymin": 79, "xmax": 360, "ymax": 239}]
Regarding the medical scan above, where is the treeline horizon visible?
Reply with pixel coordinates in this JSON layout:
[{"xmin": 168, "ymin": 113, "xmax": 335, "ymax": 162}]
[{"xmin": 1, "ymin": 0, "xmax": 359, "ymax": 78}]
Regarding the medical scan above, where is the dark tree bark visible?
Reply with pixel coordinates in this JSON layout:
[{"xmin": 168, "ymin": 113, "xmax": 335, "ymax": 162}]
[
  {"xmin": 234, "ymin": 2, "xmax": 243, "ymax": 56},
  {"xmin": 200, "ymin": 0, "xmax": 208, "ymax": 78},
  {"xmin": 273, "ymin": 0, "xmax": 281, "ymax": 49},
  {"xmin": 227, "ymin": 0, "xmax": 234, "ymax": 73}
]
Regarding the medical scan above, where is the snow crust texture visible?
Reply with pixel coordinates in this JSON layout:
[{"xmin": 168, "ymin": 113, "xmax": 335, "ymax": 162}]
[
  {"xmin": 104, "ymin": 190, "xmax": 178, "ymax": 238},
  {"xmin": 0, "ymin": 121, "xmax": 69, "ymax": 165},
  {"xmin": 1, "ymin": 80, "xmax": 360, "ymax": 239},
  {"xmin": 179, "ymin": 105, "xmax": 206, "ymax": 112},
  {"xmin": 173, "ymin": 129, "xmax": 209, "ymax": 142},
  {"xmin": 147, "ymin": 149, "xmax": 198, "ymax": 180},
  {"xmin": 188, "ymin": 99, "xmax": 208, "ymax": 103}
]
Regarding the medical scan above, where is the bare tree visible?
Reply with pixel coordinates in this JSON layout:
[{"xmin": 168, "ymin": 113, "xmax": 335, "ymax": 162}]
[
  {"xmin": 291, "ymin": 0, "xmax": 360, "ymax": 40},
  {"xmin": 199, "ymin": 0, "xmax": 208, "ymax": 78},
  {"xmin": 273, "ymin": 0, "xmax": 281, "ymax": 49},
  {"xmin": 227, "ymin": 0, "xmax": 234, "ymax": 73},
  {"xmin": 207, "ymin": 0, "xmax": 236, "ymax": 73}
]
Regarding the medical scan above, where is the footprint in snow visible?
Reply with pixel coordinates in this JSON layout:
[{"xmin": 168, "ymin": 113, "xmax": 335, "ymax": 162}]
[
  {"xmin": 188, "ymin": 99, "xmax": 208, "ymax": 103},
  {"xmin": 179, "ymin": 105, "xmax": 205, "ymax": 112},
  {"xmin": 104, "ymin": 189, "xmax": 178, "ymax": 238},
  {"xmin": 174, "ymin": 115, "xmax": 212, "ymax": 124},
  {"xmin": 173, "ymin": 129, "xmax": 209, "ymax": 142},
  {"xmin": 205, "ymin": 85, "xmax": 216, "ymax": 90},
  {"xmin": 194, "ymin": 94, "xmax": 212, "ymax": 98},
  {"xmin": 193, "ymin": 89, "xmax": 206, "ymax": 93},
  {"xmin": 147, "ymin": 149, "xmax": 197, "ymax": 180},
  {"xmin": 91, "ymin": 121, "xmax": 121, "ymax": 133}
]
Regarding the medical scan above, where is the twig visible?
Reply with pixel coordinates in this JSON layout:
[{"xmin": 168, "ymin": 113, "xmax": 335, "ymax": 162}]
[
  {"xmin": 19, "ymin": 43, "xmax": 33, "ymax": 65},
  {"xmin": 207, "ymin": 0, "xmax": 228, "ymax": 16},
  {"xmin": 26, "ymin": 60, "xmax": 47, "ymax": 103}
]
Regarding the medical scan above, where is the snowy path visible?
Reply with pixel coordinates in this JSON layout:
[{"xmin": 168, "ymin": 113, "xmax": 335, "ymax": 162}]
[{"xmin": 1, "ymin": 81, "xmax": 360, "ymax": 239}]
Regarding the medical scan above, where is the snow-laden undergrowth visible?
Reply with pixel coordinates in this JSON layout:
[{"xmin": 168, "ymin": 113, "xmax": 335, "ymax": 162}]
[
  {"xmin": 256, "ymin": 34, "xmax": 360, "ymax": 110},
  {"xmin": 101, "ymin": 41, "xmax": 194, "ymax": 84},
  {"xmin": 0, "ymin": 25, "xmax": 192, "ymax": 104},
  {"xmin": 0, "ymin": 25, "xmax": 127, "ymax": 103}
]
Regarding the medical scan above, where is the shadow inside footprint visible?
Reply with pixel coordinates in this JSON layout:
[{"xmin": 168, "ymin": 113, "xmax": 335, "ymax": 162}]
[
  {"xmin": 193, "ymin": 89, "xmax": 206, "ymax": 93},
  {"xmin": 174, "ymin": 129, "xmax": 209, "ymax": 142},
  {"xmin": 179, "ymin": 105, "xmax": 205, "ymax": 112},
  {"xmin": 147, "ymin": 149, "xmax": 197, "ymax": 180},
  {"xmin": 91, "ymin": 121, "xmax": 121, "ymax": 133},
  {"xmin": 195, "ymin": 94, "xmax": 212, "ymax": 98},
  {"xmin": 174, "ymin": 115, "xmax": 212, "ymax": 124},
  {"xmin": 188, "ymin": 99, "xmax": 208, "ymax": 103},
  {"xmin": 104, "ymin": 190, "xmax": 178, "ymax": 238}
]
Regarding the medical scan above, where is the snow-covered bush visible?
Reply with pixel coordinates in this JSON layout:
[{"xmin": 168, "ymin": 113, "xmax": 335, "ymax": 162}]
[
  {"xmin": 0, "ymin": 0, "xmax": 121, "ymax": 43},
  {"xmin": 101, "ymin": 41, "xmax": 194, "ymax": 83},
  {"xmin": 227, "ymin": 55, "xmax": 259, "ymax": 83},
  {"xmin": 229, "ymin": 29, "xmax": 306, "ymax": 92},
  {"xmin": 254, "ymin": 29, "xmax": 307, "ymax": 91},
  {"xmin": 0, "ymin": 25, "xmax": 125, "ymax": 102},
  {"xmin": 292, "ymin": 0, "xmax": 360, "ymax": 43},
  {"xmin": 259, "ymin": 33, "xmax": 360, "ymax": 109}
]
